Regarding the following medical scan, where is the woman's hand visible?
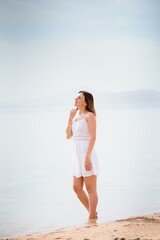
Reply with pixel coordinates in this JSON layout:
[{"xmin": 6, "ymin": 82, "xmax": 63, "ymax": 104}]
[
  {"xmin": 69, "ymin": 108, "xmax": 78, "ymax": 121},
  {"xmin": 66, "ymin": 108, "xmax": 78, "ymax": 139},
  {"xmin": 85, "ymin": 156, "xmax": 92, "ymax": 171}
]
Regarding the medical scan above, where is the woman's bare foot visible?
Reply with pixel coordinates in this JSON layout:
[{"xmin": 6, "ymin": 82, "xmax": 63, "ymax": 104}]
[{"xmin": 87, "ymin": 218, "xmax": 97, "ymax": 225}]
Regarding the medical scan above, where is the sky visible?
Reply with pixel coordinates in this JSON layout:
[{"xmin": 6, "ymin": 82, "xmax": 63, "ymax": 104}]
[{"xmin": 0, "ymin": 0, "xmax": 160, "ymax": 104}]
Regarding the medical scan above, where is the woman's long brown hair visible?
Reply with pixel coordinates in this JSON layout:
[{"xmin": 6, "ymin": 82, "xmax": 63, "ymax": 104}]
[{"xmin": 79, "ymin": 90, "xmax": 96, "ymax": 116}]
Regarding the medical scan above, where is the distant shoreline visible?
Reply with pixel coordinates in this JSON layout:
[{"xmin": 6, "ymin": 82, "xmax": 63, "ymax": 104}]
[
  {"xmin": 0, "ymin": 89, "xmax": 160, "ymax": 109},
  {"xmin": 0, "ymin": 102, "xmax": 160, "ymax": 111}
]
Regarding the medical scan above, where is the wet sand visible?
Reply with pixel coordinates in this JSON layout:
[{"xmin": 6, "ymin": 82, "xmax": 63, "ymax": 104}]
[{"xmin": 2, "ymin": 213, "xmax": 160, "ymax": 240}]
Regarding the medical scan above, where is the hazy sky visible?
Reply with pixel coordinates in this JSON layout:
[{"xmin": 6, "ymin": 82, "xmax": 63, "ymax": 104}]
[{"xmin": 0, "ymin": 0, "xmax": 160, "ymax": 104}]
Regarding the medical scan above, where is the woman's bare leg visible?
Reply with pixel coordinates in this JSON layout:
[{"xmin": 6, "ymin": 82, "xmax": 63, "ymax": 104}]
[
  {"xmin": 84, "ymin": 175, "xmax": 98, "ymax": 220},
  {"xmin": 73, "ymin": 176, "xmax": 89, "ymax": 211}
]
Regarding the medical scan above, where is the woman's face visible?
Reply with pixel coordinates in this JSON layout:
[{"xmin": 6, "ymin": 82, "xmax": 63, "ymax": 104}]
[{"xmin": 74, "ymin": 92, "xmax": 86, "ymax": 108}]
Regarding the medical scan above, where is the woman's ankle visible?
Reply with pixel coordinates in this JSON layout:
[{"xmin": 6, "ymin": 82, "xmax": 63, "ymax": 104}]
[{"xmin": 89, "ymin": 210, "xmax": 97, "ymax": 220}]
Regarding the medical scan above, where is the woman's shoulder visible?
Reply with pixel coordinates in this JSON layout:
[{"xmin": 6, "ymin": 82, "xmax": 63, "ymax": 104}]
[{"xmin": 85, "ymin": 111, "xmax": 96, "ymax": 121}]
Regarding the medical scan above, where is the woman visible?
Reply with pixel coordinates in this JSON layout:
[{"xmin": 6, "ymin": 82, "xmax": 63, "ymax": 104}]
[{"xmin": 66, "ymin": 90, "xmax": 99, "ymax": 224}]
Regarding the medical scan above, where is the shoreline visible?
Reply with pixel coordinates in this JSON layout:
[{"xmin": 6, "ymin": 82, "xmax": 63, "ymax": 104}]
[{"xmin": 1, "ymin": 212, "xmax": 160, "ymax": 240}]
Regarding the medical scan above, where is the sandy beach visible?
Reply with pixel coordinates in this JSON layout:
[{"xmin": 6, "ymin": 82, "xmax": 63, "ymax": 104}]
[{"xmin": 2, "ymin": 213, "xmax": 160, "ymax": 240}]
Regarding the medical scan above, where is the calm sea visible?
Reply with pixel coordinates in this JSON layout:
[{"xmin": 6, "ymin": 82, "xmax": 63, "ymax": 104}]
[{"xmin": 0, "ymin": 106, "xmax": 160, "ymax": 238}]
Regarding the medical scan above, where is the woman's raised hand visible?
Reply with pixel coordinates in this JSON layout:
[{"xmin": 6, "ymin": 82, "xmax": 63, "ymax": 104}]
[{"xmin": 69, "ymin": 108, "xmax": 78, "ymax": 120}]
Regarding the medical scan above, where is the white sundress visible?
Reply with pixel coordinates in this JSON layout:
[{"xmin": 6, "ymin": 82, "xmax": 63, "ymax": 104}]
[{"xmin": 72, "ymin": 117, "xmax": 99, "ymax": 178}]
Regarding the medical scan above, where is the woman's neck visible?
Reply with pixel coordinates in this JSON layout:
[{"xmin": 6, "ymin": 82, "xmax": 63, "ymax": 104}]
[{"xmin": 79, "ymin": 108, "xmax": 87, "ymax": 115}]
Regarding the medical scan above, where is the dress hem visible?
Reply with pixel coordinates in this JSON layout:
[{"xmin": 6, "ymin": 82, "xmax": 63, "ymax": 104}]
[{"xmin": 73, "ymin": 173, "xmax": 99, "ymax": 178}]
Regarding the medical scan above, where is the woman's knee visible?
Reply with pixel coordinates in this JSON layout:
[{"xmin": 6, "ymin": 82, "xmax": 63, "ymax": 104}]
[
  {"xmin": 73, "ymin": 184, "xmax": 83, "ymax": 194},
  {"xmin": 85, "ymin": 182, "xmax": 97, "ymax": 194},
  {"xmin": 86, "ymin": 186, "xmax": 96, "ymax": 194},
  {"xmin": 84, "ymin": 176, "xmax": 97, "ymax": 194}
]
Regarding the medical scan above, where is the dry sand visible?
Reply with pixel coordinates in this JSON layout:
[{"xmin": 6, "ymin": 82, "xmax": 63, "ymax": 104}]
[{"xmin": 2, "ymin": 213, "xmax": 160, "ymax": 240}]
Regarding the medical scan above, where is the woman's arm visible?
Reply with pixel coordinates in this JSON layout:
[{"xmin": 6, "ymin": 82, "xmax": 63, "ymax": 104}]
[
  {"xmin": 66, "ymin": 119, "xmax": 73, "ymax": 139},
  {"xmin": 66, "ymin": 108, "xmax": 77, "ymax": 139},
  {"xmin": 85, "ymin": 112, "xmax": 96, "ymax": 171}
]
